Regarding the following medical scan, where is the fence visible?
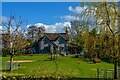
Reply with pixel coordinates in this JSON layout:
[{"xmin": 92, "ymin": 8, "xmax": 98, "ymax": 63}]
[
  {"xmin": 3, "ymin": 61, "xmax": 18, "ymax": 71},
  {"xmin": 97, "ymin": 68, "xmax": 120, "ymax": 79},
  {"xmin": 118, "ymin": 68, "xmax": 120, "ymax": 79}
]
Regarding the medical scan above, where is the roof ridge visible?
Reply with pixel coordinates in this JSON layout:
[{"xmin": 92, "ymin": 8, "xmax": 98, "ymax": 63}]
[{"xmin": 38, "ymin": 33, "xmax": 69, "ymax": 41}]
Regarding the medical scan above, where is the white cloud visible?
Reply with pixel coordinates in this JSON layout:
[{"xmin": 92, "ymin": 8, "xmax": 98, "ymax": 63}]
[
  {"xmin": 0, "ymin": 25, "xmax": 2, "ymax": 33},
  {"xmin": 63, "ymin": 22, "xmax": 71, "ymax": 28},
  {"xmin": 0, "ymin": 25, "xmax": 2, "ymax": 30},
  {"xmin": 61, "ymin": 6, "xmax": 88, "ymax": 21},
  {"xmin": 61, "ymin": 15, "xmax": 76, "ymax": 21},
  {"xmin": 0, "ymin": 16, "xmax": 8, "ymax": 23},
  {"xmin": 26, "ymin": 24, "xmax": 32, "ymax": 28},
  {"xmin": 68, "ymin": 6, "xmax": 73, "ymax": 11},
  {"xmin": 27, "ymin": 22, "xmax": 71, "ymax": 33},
  {"xmin": 68, "ymin": 6, "xmax": 87, "ymax": 14},
  {"xmin": 61, "ymin": 15, "xmax": 82, "ymax": 21},
  {"xmin": 35, "ymin": 23, "xmax": 44, "ymax": 27}
]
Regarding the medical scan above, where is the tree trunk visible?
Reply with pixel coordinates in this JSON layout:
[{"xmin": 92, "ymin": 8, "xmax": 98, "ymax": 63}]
[
  {"xmin": 54, "ymin": 52, "xmax": 56, "ymax": 60},
  {"xmin": 113, "ymin": 36, "xmax": 117, "ymax": 80},
  {"xmin": 114, "ymin": 59, "xmax": 117, "ymax": 80},
  {"xmin": 9, "ymin": 54, "xmax": 13, "ymax": 71},
  {"xmin": 51, "ymin": 53, "xmax": 52, "ymax": 61}
]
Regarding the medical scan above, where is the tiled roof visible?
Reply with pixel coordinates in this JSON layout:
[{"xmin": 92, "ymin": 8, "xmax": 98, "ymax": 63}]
[{"xmin": 39, "ymin": 33, "xmax": 69, "ymax": 41}]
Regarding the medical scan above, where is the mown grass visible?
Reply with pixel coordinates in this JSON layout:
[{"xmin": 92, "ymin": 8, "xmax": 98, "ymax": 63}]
[{"xmin": 2, "ymin": 54, "xmax": 114, "ymax": 78}]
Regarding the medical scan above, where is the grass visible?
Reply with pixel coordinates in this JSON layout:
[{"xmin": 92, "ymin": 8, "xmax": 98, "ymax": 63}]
[{"xmin": 2, "ymin": 54, "xmax": 114, "ymax": 78}]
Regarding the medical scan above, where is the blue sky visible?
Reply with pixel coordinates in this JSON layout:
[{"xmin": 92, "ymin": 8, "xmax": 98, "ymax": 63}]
[
  {"xmin": 2, "ymin": 2, "xmax": 81, "ymax": 25},
  {"xmin": 2, "ymin": 2, "xmax": 87, "ymax": 33}
]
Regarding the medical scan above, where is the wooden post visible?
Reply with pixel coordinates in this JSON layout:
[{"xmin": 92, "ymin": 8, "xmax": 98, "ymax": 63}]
[
  {"xmin": 50, "ymin": 44, "xmax": 53, "ymax": 61},
  {"xmin": 104, "ymin": 69, "xmax": 107, "ymax": 78},
  {"xmin": 114, "ymin": 60, "xmax": 117, "ymax": 80},
  {"xmin": 5, "ymin": 62, "xmax": 6, "ymax": 71},
  {"xmin": 97, "ymin": 68, "xmax": 100, "ymax": 78}
]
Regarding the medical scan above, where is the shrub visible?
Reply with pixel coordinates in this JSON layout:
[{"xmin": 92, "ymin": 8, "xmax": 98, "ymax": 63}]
[
  {"xmin": 93, "ymin": 58, "xmax": 101, "ymax": 63},
  {"xmin": 1, "ymin": 76, "xmax": 80, "ymax": 80},
  {"xmin": 2, "ymin": 53, "xmax": 7, "ymax": 57},
  {"xmin": 75, "ymin": 54, "xmax": 79, "ymax": 58}
]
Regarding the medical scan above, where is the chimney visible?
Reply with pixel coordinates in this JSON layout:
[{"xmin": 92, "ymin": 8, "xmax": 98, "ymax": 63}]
[
  {"xmin": 38, "ymin": 26, "xmax": 45, "ymax": 38},
  {"xmin": 65, "ymin": 27, "xmax": 68, "ymax": 34}
]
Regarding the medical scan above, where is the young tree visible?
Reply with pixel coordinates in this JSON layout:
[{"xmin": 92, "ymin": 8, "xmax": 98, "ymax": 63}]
[{"xmin": 2, "ymin": 15, "xmax": 30, "ymax": 71}]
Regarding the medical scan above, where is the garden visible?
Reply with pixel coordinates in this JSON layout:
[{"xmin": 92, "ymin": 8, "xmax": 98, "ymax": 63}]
[{"xmin": 1, "ymin": 54, "xmax": 115, "ymax": 79}]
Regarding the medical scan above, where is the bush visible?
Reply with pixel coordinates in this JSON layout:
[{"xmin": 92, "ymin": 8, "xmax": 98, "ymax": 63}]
[
  {"xmin": 2, "ymin": 53, "xmax": 7, "ymax": 57},
  {"xmin": 75, "ymin": 54, "xmax": 80, "ymax": 58},
  {"xmin": 2, "ymin": 48, "xmax": 10, "ymax": 55},
  {"xmin": 85, "ymin": 58, "xmax": 91, "ymax": 62},
  {"xmin": 71, "ymin": 54, "xmax": 80, "ymax": 58},
  {"xmin": 1, "ymin": 76, "xmax": 79, "ymax": 80},
  {"xmin": 93, "ymin": 58, "xmax": 101, "ymax": 63},
  {"xmin": 59, "ymin": 53, "xmax": 64, "ymax": 56}
]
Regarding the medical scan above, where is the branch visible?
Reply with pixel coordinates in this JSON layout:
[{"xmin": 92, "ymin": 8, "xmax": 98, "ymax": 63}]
[{"xmin": 104, "ymin": 2, "xmax": 114, "ymax": 36}]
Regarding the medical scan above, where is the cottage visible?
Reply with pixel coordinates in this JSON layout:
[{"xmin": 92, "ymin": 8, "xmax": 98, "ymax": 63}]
[{"xmin": 34, "ymin": 32, "xmax": 69, "ymax": 54}]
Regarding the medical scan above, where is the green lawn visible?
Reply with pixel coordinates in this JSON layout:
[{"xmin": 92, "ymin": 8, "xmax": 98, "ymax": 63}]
[{"xmin": 2, "ymin": 55, "xmax": 114, "ymax": 78}]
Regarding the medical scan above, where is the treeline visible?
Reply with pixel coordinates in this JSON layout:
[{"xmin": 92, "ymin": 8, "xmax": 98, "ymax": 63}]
[{"xmin": 69, "ymin": 2, "xmax": 120, "ymax": 62}]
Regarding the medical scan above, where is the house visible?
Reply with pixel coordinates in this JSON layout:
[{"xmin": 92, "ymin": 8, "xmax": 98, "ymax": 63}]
[{"xmin": 33, "ymin": 30, "xmax": 69, "ymax": 54}]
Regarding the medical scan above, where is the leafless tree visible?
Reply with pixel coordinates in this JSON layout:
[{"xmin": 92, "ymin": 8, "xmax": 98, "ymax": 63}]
[{"xmin": 2, "ymin": 15, "xmax": 30, "ymax": 71}]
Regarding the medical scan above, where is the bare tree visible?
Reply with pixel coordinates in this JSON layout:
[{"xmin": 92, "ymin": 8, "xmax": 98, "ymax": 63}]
[
  {"xmin": 27, "ymin": 25, "xmax": 45, "ymax": 41},
  {"xmin": 2, "ymin": 15, "xmax": 30, "ymax": 71}
]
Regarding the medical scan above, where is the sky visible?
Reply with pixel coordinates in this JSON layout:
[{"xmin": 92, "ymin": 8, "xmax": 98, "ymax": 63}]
[
  {"xmin": 1, "ymin": 2, "xmax": 87, "ymax": 33},
  {"xmin": 2, "ymin": 2, "xmax": 80, "ymax": 24}
]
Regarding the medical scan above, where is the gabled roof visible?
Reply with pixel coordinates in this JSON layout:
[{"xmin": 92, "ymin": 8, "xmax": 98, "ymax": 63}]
[{"xmin": 38, "ymin": 33, "xmax": 69, "ymax": 41}]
